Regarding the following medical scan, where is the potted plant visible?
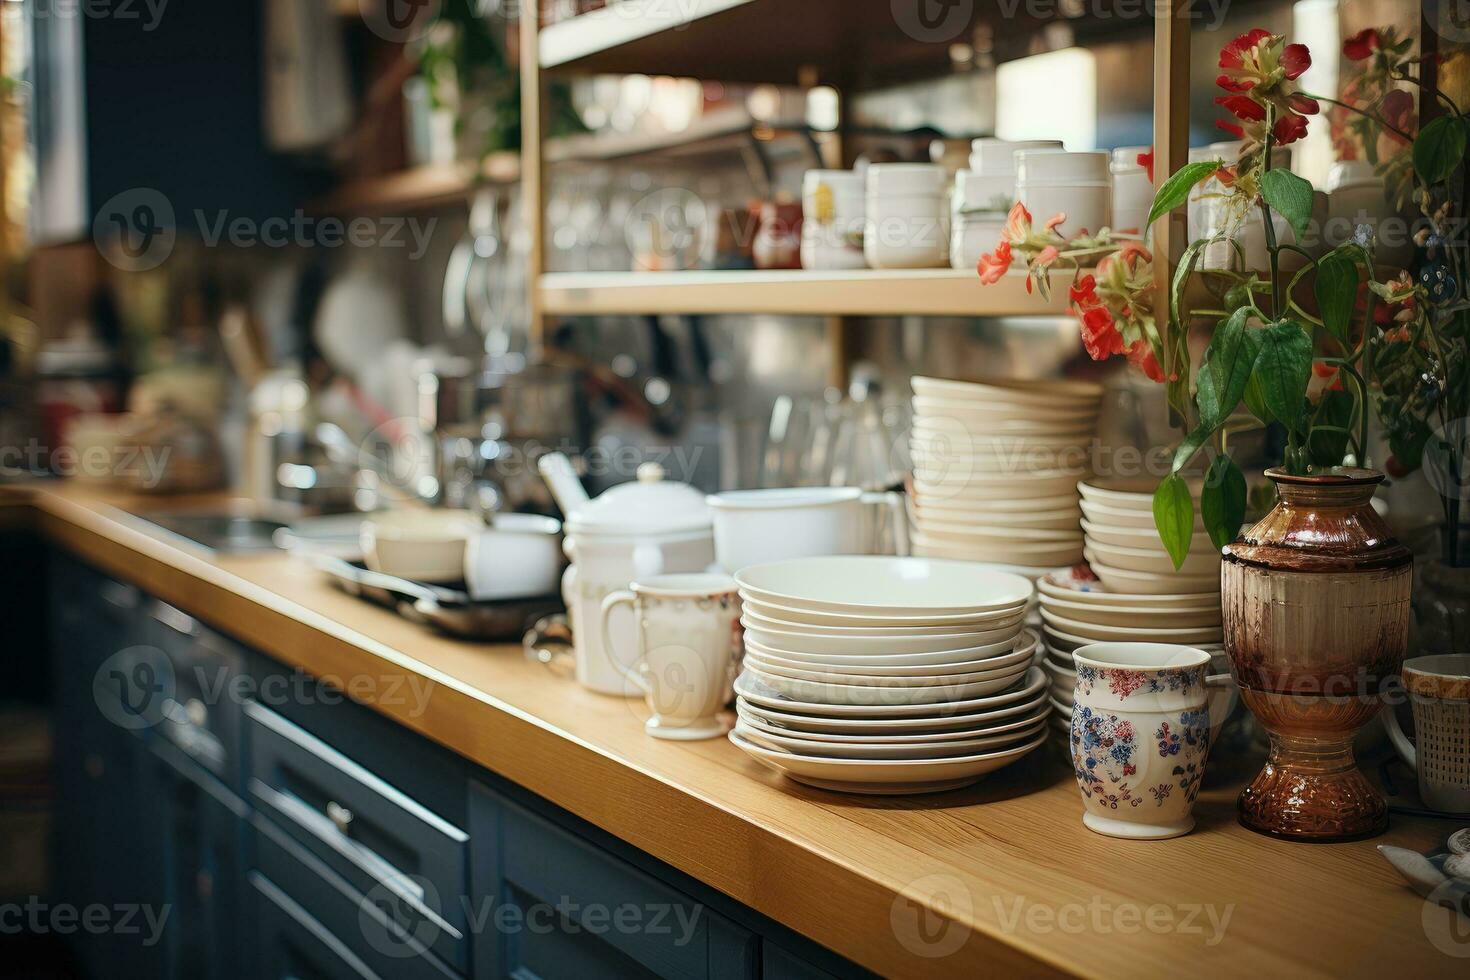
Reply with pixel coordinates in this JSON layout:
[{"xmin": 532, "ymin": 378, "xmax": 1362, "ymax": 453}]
[{"xmin": 978, "ymin": 27, "xmax": 1469, "ymax": 841}]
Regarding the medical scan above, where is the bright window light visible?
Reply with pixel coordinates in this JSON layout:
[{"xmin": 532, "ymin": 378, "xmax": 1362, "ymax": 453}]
[
  {"xmin": 995, "ymin": 48, "xmax": 1097, "ymax": 150},
  {"xmin": 1293, "ymin": 0, "xmax": 1340, "ymax": 186}
]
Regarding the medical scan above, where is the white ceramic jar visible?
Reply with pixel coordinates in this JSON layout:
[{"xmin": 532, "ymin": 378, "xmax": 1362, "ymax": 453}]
[
  {"xmin": 1110, "ymin": 145, "xmax": 1153, "ymax": 236},
  {"xmin": 949, "ymin": 170, "xmax": 1009, "ymax": 271},
  {"xmin": 1015, "ymin": 150, "xmax": 1112, "ymax": 240},
  {"xmin": 550, "ymin": 461, "xmax": 717, "ymax": 696},
  {"xmin": 968, "ymin": 138, "xmax": 1064, "ymax": 186},
  {"xmin": 864, "ymin": 164, "xmax": 948, "ymax": 269},
  {"xmin": 800, "ymin": 170, "xmax": 867, "ymax": 270}
]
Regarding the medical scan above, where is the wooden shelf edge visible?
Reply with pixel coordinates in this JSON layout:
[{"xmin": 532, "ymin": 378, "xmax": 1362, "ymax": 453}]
[
  {"xmin": 539, "ymin": 0, "xmax": 755, "ymax": 70},
  {"xmin": 538, "ymin": 268, "xmax": 1070, "ymax": 317},
  {"xmin": 309, "ymin": 154, "xmax": 521, "ymax": 215}
]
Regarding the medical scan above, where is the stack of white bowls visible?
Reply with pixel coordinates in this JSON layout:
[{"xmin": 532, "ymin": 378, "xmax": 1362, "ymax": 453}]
[
  {"xmin": 1037, "ymin": 567, "xmax": 1228, "ymax": 742},
  {"xmin": 1077, "ymin": 478, "xmax": 1223, "ymax": 595},
  {"xmin": 728, "ymin": 557, "xmax": 1050, "ymax": 794},
  {"xmin": 907, "ymin": 376, "xmax": 1102, "ymax": 571},
  {"xmin": 1015, "ymin": 150, "xmax": 1112, "ymax": 240}
]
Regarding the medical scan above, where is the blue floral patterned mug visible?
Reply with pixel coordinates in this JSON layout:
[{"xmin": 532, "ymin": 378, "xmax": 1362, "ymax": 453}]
[{"xmin": 1069, "ymin": 643, "xmax": 1233, "ymax": 840}]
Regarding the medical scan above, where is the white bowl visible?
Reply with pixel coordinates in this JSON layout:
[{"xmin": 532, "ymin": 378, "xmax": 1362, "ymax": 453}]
[
  {"xmin": 1080, "ymin": 498, "xmax": 1204, "ymax": 530},
  {"xmin": 1084, "ymin": 560, "xmax": 1221, "ymax": 596},
  {"xmin": 727, "ymin": 729, "xmax": 1049, "ymax": 794},
  {"xmin": 361, "ymin": 509, "xmax": 482, "ymax": 583},
  {"xmin": 736, "ymin": 556, "xmax": 1032, "ymax": 616},
  {"xmin": 1039, "ymin": 609, "xmax": 1224, "ymax": 645},
  {"xmin": 908, "ymin": 490, "xmax": 1081, "ymax": 513},
  {"xmin": 1077, "ymin": 477, "xmax": 1199, "ymax": 511},
  {"xmin": 912, "ymin": 376, "xmax": 1104, "ymax": 407},
  {"xmin": 912, "ymin": 397, "xmax": 1100, "ymax": 428},
  {"xmin": 736, "ymin": 700, "xmax": 1050, "ymax": 743},
  {"xmin": 740, "ymin": 617, "xmax": 1024, "ymax": 658},
  {"xmin": 733, "ymin": 718, "xmax": 1047, "ymax": 760},
  {"xmin": 912, "ymin": 522, "xmax": 1083, "ymax": 544},
  {"xmin": 1081, "ymin": 519, "xmax": 1216, "ymax": 552},
  {"xmin": 1084, "ymin": 542, "xmax": 1221, "ymax": 576},
  {"xmin": 912, "ymin": 535, "xmax": 1084, "ymax": 568},
  {"xmin": 740, "ymin": 606, "xmax": 1022, "ymax": 639},
  {"xmin": 743, "ymin": 631, "xmax": 1035, "ymax": 676},
  {"xmin": 911, "ymin": 506, "xmax": 1082, "ymax": 532},
  {"xmin": 1038, "ymin": 594, "xmax": 1220, "ymax": 628},
  {"xmin": 734, "ymin": 666, "xmax": 1045, "ymax": 719},
  {"xmin": 740, "ymin": 595, "xmax": 1028, "ymax": 629},
  {"xmin": 736, "ymin": 681, "xmax": 1048, "ymax": 735},
  {"xmin": 909, "ymin": 422, "xmax": 1095, "ymax": 450},
  {"xmin": 911, "ymin": 471, "xmax": 1089, "ymax": 500},
  {"xmin": 742, "ymin": 662, "xmax": 1027, "ymax": 706},
  {"xmin": 463, "ymin": 514, "xmax": 563, "ymax": 600}
]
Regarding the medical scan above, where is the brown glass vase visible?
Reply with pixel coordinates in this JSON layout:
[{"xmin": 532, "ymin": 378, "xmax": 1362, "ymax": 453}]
[{"xmin": 1221, "ymin": 468, "xmax": 1412, "ymax": 842}]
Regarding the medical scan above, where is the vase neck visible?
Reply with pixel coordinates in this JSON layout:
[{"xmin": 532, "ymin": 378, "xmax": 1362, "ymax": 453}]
[{"xmin": 1267, "ymin": 468, "xmax": 1383, "ymax": 510}]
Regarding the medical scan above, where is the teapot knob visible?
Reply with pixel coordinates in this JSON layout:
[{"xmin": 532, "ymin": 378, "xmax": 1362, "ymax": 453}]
[{"xmin": 636, "ymin": 462, "xmax": 666, "ymax": 484}]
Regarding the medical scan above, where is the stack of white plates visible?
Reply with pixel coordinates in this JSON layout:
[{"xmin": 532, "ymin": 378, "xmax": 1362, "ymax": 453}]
[
  {"xmin": 729, "ymin": 556, "xmax": 1049, "ymax": 794},
  {"xmin": 907, "ymin": 377, "xmax": 1102, "ymax": 568},
  {"xmin": 1037, "ymin": 567, "xmax": 1226, "ymax": 739},
  {"xmin": 1078, "ymin": 478, "xmax": 1223, "ymax": 594}
]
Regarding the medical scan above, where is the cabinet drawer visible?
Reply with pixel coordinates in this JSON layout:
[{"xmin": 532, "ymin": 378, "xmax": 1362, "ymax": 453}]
[
  {"xmin": 471, "ymin": 784, "xmax": 756, "ymax": 980},
  {"xmin": 246, "ymin": 702, "xmax": 469, "ymax": 973},
  {"xmin": 148, "ymin": 606, "xmax": 245, "ymax": 785},
  {"xmin": 253, "ymin": 816, "xmax": 460, "ymax": 980},
  {"xmin": 251, "ymin": 872, "xmax": 379, "ymax": 980}
]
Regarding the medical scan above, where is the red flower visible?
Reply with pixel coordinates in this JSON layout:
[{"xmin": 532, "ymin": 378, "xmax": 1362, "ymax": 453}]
[
  {"xmin": 1313, "ymin": 361, "xmax": 1337, "ymax": 378},
  {"xmin": 1080, "ymin": 305, "xmax": 1126, "ymax": 361},
  {"xmin": 1218, "ymin": 28, "xmax": 1274, "ymax": 90},
  {"xmin": 1137, "ymin": 147, "xmax": 1155, "ymax": 183},
  {"xmin": 1280, "ymin": 43, "xmax": 1311, "ymax": 79},
  {"xmin": 1069, "ymin": 274, "xmax": 1099, "ymax": 307},
  {"xmin": 1216, "ymin": 119, "xmax": 1245, "ymax": 140},
  {"xmin": 1343, "ymin": 28, "xmax": 1380, "ymax": 61},
  {"xmin": 1034, "ymin": 245, "xmax": 1060, "ymax": 267},
  {"xmin": 1044, "ymin": 213, "xmax": 1068, "ymax": 234},
  {"xmin": 1381, "ymin": 89, "xmax": 1416, "ymax": 144},
  {"xmin": 1127, "ymin": 341, "xmax": 1166, "ymax": 383},
  {"xmin": 1273, "ymin": 112, "xmax": 1310, "ymax": 145},
  {"xmin": 1217, "ymin": 94, "xmax": 1266, "ymax": 121},
  {"xmin": 1002, "ymin": 201, "xmax": 1033, "ymax": 242},
  {"xmin": 977, "ymin": 239, "xmax": 1013, "ymax": 285}
]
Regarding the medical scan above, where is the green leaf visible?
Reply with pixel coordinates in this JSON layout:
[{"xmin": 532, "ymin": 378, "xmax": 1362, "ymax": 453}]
[
  {"xmin": 1307, "ymin": 388, "xmax": 1356, "ymax": 467},
  {"xmin": 1253, "ymin": 321, "xmax": 1313, "ymax": 432},
  {"xmin": 1166, "ymin": 237, "xmax": 1211, "ymax": 419},
  {"xmin": 1243, "ymin": 370, "xmax": 1272, "ymax": 425},
  {"xmin": 1260, "ymin": 169, "xmax": 1314, "ymax": 240},
  {"xmin": 1196, "ymin": 309, "xmax": 1260, "ymax": 429},
  {"xmin": 1172, "ymin": 423, "xmax": 1213, "ymax": 474},
  {"xmin": 1153, "ymin": 474, "xmax": 1196, "ymax": 570},
  {"xmin": 1148, "ymin": 160, "xmax": 1224, "ymax": 230},
  {"xmin": 1200, "ymin": 455, "xmax": 1247, "ymax": 551},
  {"xmin": 1413, "ymin": 116, "xmax": 1468, "ymax": 186},
  {"xmin": 1313, "ymin": 250, "xmax": 1360, "ymax": 344}
]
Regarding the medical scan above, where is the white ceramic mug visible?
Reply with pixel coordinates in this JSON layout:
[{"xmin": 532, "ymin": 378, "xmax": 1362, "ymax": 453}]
[
  {"xmin": 463, "ymin": 514, "xmax": 564, "ymax": 601},
  {"xmin": 706, "ymin": 487, "xmax": 910, "ymax": 575},
  {"xmin": 600, "ymin": 574, "xmax": 741, "ymax": 740},
  {"xmin": 1384, "ymin": 654, "xmax": 1470, "ymax": 815},
  {"xmin": 1070, "ymin": 643, "xmax": 1234, "ymax": 840}
]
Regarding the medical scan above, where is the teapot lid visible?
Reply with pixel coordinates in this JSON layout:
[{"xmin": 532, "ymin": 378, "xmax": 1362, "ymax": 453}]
[{"xmin": 566, "ymin": 462, "xmax": 712, "ymax": 537}]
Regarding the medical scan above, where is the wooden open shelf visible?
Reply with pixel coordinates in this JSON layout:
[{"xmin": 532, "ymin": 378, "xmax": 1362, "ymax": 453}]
[
  {"xmin": 538, "ymin": 268, "xmax": 1067, "ymax": 317},
  {"xmin": 310, "ymin": 154, "xmax": 521, "ymax": 214}
]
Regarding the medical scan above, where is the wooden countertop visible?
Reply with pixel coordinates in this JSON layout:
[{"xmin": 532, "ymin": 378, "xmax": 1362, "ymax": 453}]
[{"xmin": 10, "ymin": 482, "xmax": 1464, "ymax": 978}]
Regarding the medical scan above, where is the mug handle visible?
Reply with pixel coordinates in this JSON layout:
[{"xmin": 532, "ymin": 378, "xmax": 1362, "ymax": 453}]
[
  {"xmin": 1204, "ymin": 671, "xmax": 1237, "ymax": 740},
  {"xmin": 1381, "ymin": 703, "xmax": 1417, "ymax": 772},
  {"xmin": 600, "ymin": 590, "xmax": 652, "ymax": 694},
  {"xmin": 861, "ymin": 490, "xmax": 910, "ymax": 557}
]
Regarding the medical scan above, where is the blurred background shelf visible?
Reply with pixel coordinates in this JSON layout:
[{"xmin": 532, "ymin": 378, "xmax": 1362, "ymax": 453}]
[
  {"xmin": 538, "ymin": 268, "xmax": 1066, "ymax": 317},
  {"xmin": 310, "ymin": 153, "xmax": 522, "ymax": 214}
]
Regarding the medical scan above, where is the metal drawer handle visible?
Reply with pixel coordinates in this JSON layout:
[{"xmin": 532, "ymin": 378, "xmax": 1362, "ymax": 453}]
[{"xmin": 326, "ymin": 801, "xmax": 354, "ymax": 835}]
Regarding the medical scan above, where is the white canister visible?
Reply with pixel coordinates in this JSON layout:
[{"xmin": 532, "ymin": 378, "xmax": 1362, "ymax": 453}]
[
  {"xmin": 950, "ymin": 169, "xmax": 1010, "ymax": 271},
  {"xmin": 969, "ymin": 138, "xmax": 1064, "ymax": 179},
  {"xmin": 1110, "ymin": 145, "xmax": 1153, "ymax": 236},
  {"xmin": 950, "ymin": 213, "xmax": 1008, "ymax": 271},
  {"xmin": 1015, "ymin": 150, "xmax": 1112, "ymax": 240},
  {"xmin": 800, "ymin": 169, "xmax": 866, "ymax": 270},
  {"xmin": 864, "ymin": 164, "xmax": 948, "ymax": 269},
  {"xmin": 952, "ymin": 168, "xmax": 1014, "ymax": 218},
  {"xmin": 706, "ymin": 487, "xmax": 910, "ymax": 575}
]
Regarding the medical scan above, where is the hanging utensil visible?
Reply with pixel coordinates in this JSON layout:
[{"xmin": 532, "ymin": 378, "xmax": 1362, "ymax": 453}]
[{"xmin": 443, "ymin": 188, "xmax": 501, "ymax": 338}]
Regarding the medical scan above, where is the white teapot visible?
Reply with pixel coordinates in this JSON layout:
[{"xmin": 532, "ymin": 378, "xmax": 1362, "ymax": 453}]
[{"xmin": 539, "ymin": 454, "xmax": 715, "ymax": 695}]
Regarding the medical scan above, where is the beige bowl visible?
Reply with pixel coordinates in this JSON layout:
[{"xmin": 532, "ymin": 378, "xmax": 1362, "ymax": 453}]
[
  {"xmin": 1039, "ymin": 593, "xmax": 1221, "ymax": 628},
  {"xmin": 1036, "ymin": 572, "xmax": 1217, "ymax": 608},
  {"xmin": 912, "ymin": 376, "xmax": 1105, "ymax": 406},
  {"xmin": 1079, "ymin": 498, "xmax": 1207, "ymax": 531},
  {"xmin": 912, "ymin": 470, "xmax": 1090, "ymax": 500},
  {"xmin": 1081, "ymin": 519, "xmax": 1217, "ymax": 552},
  {"xmin": 914, "ymin": 521, "xmax": 1084, "ymax": 544},
  {"xmin": 1039, "ymin": 609, "xmax": 1224, "ymax": 645},
  {"xmin": 913, "ymin": 509, "xmax": 1082, "ymax": 532},
  {"xmin": 1084, "ymin": 541, "xmax": 1221, "ymax": 576},
  {"xmin": 361, "ymin": 509, "xmax": 482, "ymax": 583},
  {"xmin": 914, "ymin": 534, "xmax": 1084, "ymax": 568},
  {"xmin": 1086, "ymin": 559, "xmax": 1220, "ymax": 596}
]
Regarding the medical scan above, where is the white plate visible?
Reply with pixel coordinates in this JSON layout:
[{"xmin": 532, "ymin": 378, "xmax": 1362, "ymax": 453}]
[
  {"xmin": 741, "ymin": 595, "xmax": 1028, "ymax": 629},
  {"xmin": 1040, "ymin": 609, "xmax": 1224, "ymax": 644},
  {"xmin": 1076, "ymin": 477, "xmax": 1165, "ymax": 510},
  {"xmin": 1048, "ymin": 695, "xmax": 1074, "ymax": 720},
  {"xmin": 735, "ymin": 700, "xmax": 1050, "ymax": 742},
  {"xmin": 1084, "ymin": 542, "xmax": 1221, "ymax": 576},
  {"xmin": 911, "ymin": 471, "xmax": 1089, "ymax": 498},
  {"xmin": 1080, "ymin": 498, "xmax": 1204, "ymax": 531},
  {"xmin": 742, "ymin": 661, "xmax": 1028, "ymax": 704},
  {"xmin": 744, "ymin": 631, "xmax": 1035, "ymax": 677},
  {"xmin": 740, "ymin": 606, "xmax": 1022, "ymax": 638},
  {"xmin": 742, "ymin": 629, "xmax": 1029, "ymax": 669},
  {"xmin": 740, "ymin": 617, "xmax": 1023, "ymax": 658},
  {"xmin": 1038, "ymin": 593, "xmax": 1220, "ymax": 628},
  {"xmin": 1086, "ymin": 558, "xmax": 1220, "ymax": 595},
  {"xmin": 1082, "ymin": 519, "xmax": 1216, "ymax": 552},
  {"xmin": 912, "ymin": 395, "xmax": 1100, "ymax": 424},
  {"xmin": 912, "ymin": 376, "xmax": 1105, "ymax": 406},
  {"xmin": 911, "ymin": 521, "xmax": 1083, "ymax": 544},
  {"xmin": 733, "ymin": 719, "xmax": 1047, "ymax": 760},
  {"xmin": 734, "ymin": 666, "xmax": 1047, "ymax": 719},
  {"xmin": 736, "ymin": 556, "xmax": 1033, "ymax": 616},
  {"xmin": 911, "ymin": 508, "xmax": 1082, "ymax": 532},
  {"xmin": 728, "ymin": 729, "xmax": 1048, "ymax": 794},
  {"xmin": 908, "ymin": 489, "xmax": 1081, "ymax": 513},
  {"xmin": 1036, "ymin": 570, "xmax": 1217, "ymax": 607},
  {"xmin": 910, "ymin": 422, "xmax": 1095, "ymax": 448},
  {"xmin": 913, "ymin": 536, "xmax": 1084, "ymax": 567}
]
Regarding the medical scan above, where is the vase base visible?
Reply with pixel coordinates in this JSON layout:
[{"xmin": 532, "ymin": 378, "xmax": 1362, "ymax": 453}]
[
  {"xmin": 1237, "ymin": 758, "xmax": 1389, "ymax": 843},
  {"xmin": 1083, "ymin": 812, "xmax": 1195, "ymax": 841}
]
